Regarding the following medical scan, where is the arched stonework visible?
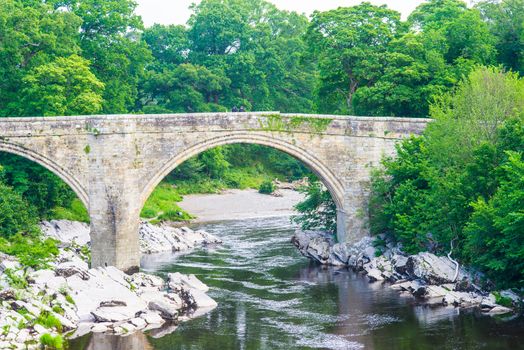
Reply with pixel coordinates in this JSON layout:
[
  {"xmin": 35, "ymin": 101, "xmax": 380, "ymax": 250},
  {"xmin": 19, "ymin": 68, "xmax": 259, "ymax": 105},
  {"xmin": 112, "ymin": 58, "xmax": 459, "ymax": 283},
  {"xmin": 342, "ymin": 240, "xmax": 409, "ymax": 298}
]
[
  {"xmin": 140, "ymin": 133, "xmax": 345, "ymax": 209},
  {"xmin": 0, "ymin": 142, "xmax": 89, "ymax": 208}
]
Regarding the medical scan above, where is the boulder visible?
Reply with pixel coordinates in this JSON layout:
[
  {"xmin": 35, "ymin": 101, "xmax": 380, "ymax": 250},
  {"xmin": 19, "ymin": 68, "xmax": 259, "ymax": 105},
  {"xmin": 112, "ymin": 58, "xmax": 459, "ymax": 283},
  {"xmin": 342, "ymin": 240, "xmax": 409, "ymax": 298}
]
[
  {"xmin": 148, "ymin": 299, "xmax": 179, "ymax": 320},
  {"xmin": 130, "ymin": 317, "xmax": 147, "ymax": 329},
  {"xmin": 189, "ymin": 289, "xmax": 217, "ymax": 309},
  {"xmin": 488, "ymin": 306, "xmax": 513, "ymax": 315},
  {"xmin": 55, "ymin": 262, "xmax": 89, "ymax": 280},
  {"xmin": 366, "ymin": 268, "xmax": 385, "ymax": 282},
  {"xmin": 168, "ymin": 273, "xmax": 208, "ymax": 292},
  {"xmin": 140, "ymin": 311, "xmax": 164, "ymax": 325},
  {"xmin": 91, "ymin": 306, "xmax": 135, "ymax": 323},
  {"xmin": 406, "ymin": 252, "xmax": 464, "ymax": 285},
  {"xmin": 91, "ymin": 324, "xmax": 109, "ymax": 333}
]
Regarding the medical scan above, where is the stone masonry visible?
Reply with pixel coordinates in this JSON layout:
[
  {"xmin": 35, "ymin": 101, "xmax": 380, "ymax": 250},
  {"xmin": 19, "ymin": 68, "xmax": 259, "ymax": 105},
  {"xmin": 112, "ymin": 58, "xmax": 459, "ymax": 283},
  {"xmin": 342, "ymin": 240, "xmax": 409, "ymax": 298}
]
[{"xmin": 0, "ymin": 112, "xmax": 430, "ymax": 272}]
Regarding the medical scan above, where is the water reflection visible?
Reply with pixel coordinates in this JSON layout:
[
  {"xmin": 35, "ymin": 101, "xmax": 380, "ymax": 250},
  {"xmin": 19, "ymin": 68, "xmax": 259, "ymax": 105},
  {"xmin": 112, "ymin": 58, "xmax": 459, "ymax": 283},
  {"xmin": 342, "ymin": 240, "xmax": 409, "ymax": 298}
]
[
  {"xmin": 71, "ymin": 217, "xmax": 524, "ymax": 350},
  {"xmin": 80, "ymin": 332, "xmax": 153, "ymax": 350}
]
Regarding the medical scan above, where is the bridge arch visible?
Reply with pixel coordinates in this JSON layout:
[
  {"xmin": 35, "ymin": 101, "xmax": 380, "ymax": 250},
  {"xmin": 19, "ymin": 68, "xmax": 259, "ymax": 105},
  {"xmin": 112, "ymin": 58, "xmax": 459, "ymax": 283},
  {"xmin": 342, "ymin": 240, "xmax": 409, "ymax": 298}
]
[
  {"xmin": 0, "ymin": 142, "xmax": 89, "ymax": 208},
  {"xmin": 140, "ymin": 133, "xmax": 345, "ymax": 213}
]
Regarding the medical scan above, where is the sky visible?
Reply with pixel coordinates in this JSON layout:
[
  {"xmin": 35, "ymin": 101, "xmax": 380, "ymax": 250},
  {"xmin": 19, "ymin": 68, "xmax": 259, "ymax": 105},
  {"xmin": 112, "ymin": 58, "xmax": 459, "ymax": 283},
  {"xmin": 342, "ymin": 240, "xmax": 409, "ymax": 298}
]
[{"xmin": 135, "ymin": 0, "xmax": 438, "ymax": 27}]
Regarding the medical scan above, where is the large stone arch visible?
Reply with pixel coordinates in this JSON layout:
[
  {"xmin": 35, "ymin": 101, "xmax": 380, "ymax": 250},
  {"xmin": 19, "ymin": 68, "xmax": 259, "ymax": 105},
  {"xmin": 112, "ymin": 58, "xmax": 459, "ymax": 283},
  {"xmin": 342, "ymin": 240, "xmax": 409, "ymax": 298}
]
[
  {"xmin": 140, "ymin": 132, "xmax": 345, "ymax": 214},
  {"xmin": 0, "ymin": 142, "xmax": 89, "ymax": 208}
]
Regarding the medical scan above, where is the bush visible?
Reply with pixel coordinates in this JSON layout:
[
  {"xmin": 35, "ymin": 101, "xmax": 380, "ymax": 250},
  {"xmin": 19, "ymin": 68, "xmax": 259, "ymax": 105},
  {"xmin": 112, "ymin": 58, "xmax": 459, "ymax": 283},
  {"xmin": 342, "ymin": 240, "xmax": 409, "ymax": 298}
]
[
  {"xmin": 292, "ymin": 181, "xmax": 337, "ymax": 234},
  {"xmin": 0, "ymin": 183, "xmax": 39, "ymax": 238},
  {"xmin": 258, "ymin": 180, "xmax": 275, "ymax": 194}
]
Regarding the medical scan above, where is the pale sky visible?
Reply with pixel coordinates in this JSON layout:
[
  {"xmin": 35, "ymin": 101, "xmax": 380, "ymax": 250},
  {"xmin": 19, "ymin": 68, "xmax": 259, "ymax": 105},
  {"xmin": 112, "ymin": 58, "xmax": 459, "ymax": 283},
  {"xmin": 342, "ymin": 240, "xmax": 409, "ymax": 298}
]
[{"xmin": 135, "ymin": 0, "xmax": 448, "ymax": 27}]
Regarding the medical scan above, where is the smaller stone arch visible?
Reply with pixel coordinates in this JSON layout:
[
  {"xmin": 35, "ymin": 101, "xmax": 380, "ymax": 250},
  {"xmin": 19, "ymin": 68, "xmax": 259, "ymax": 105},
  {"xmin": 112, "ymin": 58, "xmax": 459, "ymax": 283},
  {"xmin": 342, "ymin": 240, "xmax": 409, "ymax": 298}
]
[
  {"xmin": 140, "ymin": 133, "xmax": 345, "ymax": 214},
  {"xmin": 0, "ymin": 142, "xmax": 89, "ymax": 208}
]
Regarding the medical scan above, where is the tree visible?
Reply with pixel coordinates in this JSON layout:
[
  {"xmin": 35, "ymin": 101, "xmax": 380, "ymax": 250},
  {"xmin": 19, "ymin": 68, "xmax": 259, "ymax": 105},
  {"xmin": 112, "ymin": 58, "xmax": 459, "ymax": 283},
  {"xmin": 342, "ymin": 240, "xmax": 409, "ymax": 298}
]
[
  {"xmin": 0, "ymin": 0, "xmax": 82, "ymax": 116},
  {"xmin": 68, "ymin": 0, "xmax": 152, "ymax": 113},
  {"xmin": 368, "ymin": 66, "xmax": 524, "ymax": 287},
  {"xmin": 477, "ymin": 0, "xmax": 524, "ymax": 75},
  {"xmin": 0, "ymin": 182, "xmax": 39, "ymax": 238},
  {"xmin": 306, "ymin": 3, "xmax": 403, "ymax": 113},
  {"xmin": 464, "ymin": 152, "xmax": 524, "ymax": 288},
  {"xmin": 142, "ymin": 24, "xmax": 189, "ymax": 68},
  {"xmin": 19, "ymin": 55, "xmax": 104, "ymax": 116}
]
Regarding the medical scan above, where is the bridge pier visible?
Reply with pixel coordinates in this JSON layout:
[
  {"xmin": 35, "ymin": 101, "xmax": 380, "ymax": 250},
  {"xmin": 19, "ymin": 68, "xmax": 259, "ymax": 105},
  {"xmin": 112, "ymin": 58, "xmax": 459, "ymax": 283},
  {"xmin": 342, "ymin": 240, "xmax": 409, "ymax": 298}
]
[{"xmin": 87, "ymin": 131, "xmax": 142, "ymax": 274}]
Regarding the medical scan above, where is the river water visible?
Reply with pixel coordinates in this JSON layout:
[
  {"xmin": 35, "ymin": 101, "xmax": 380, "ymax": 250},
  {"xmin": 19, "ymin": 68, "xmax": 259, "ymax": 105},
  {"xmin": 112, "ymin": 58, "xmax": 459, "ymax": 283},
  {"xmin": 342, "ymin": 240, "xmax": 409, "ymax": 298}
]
[{"xmin": 71, "ymin": 217, "xmax": 524, "ymax": 350}]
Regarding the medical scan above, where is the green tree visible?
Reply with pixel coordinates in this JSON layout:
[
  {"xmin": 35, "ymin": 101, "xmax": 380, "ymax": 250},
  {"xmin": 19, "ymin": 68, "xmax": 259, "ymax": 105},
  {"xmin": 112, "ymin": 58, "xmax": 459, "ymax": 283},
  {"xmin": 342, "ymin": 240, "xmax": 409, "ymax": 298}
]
[
  {"xmin": 368, "ymin": 66, "xmax": 524, "ymax": 287},
  {"xmin": 0, "ymin": 0, "xmax": 81, "ymax": 116},
  {"xmin": 68, "ymin": 0, "xmax": 152, "ymax": 113},
  {"xmin": 19, "ymin": 55, "xmax": 104, "ymax": 116},
  {"xmin": 306, "ymin": 3, "xmax": 403, "ymax": 113},
  {"xmin": 477, "ymin": 0, "xmax": 524, "ymax": 75},
  {"xmin": 464, "ymin": 152, "xmax": 524, "ymax": 288},
  {"xmin": 0, "ymin": 182, "xmax": 39, "ymax": 238}
]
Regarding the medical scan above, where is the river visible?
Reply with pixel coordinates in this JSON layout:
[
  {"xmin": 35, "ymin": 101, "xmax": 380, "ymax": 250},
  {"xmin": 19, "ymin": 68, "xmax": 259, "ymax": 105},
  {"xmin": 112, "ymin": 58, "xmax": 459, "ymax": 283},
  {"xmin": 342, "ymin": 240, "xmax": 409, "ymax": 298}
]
[{"xmin": 70, "ymin": 216, "xmax": 524, "ymax": 350}]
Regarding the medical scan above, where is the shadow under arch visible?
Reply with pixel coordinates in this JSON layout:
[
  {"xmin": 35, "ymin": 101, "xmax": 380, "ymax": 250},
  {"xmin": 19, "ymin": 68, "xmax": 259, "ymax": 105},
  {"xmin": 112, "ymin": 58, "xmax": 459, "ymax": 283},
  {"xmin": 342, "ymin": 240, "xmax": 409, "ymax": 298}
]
[
  {"xmin": 0, "ymin": 142, "xmax": 89, "ymax": 208},
  {"xmin": 140, "ymin": 133, "xmax": 345, "ymax": 213}
]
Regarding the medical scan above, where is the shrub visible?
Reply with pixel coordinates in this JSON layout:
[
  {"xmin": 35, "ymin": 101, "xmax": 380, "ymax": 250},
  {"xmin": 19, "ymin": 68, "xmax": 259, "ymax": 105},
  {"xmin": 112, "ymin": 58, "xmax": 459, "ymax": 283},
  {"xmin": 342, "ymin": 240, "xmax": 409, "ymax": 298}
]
[
  {"xmin": 0, "ymin": 183, "xmax": 39, "ymax": 238},
  {"xmin": 292, "ymin": 181, "xmax": 337, "ymax": 234},
  {"xmin": 258, "ymin": 180, "xmax": 275, "ymax": 194}
]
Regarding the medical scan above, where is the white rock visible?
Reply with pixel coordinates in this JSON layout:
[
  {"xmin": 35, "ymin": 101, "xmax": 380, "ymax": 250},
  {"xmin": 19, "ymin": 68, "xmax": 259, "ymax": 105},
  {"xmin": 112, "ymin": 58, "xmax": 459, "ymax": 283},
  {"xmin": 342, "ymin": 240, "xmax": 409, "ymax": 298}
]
[
  {"xmin": 488, "ymin": 306, "xmax": 513, "ymax": 315},
  {"xmin": 91, "ymin": 324, "xmax": 109, "ymax": 333},
  {"xmin": 40, "ymin": 220, "xmax": 91, "ymax": 246},
  {"xmin": 120, "ymin": 322, "xmax": 136, "ymax": 333},
  {"xmin": 33, "ymin": 324, "xmax": 47, "ymax": 335},
  {"xmin": 130, "ymin": 317, "xmax": 147, "ymax": 329},
  {"xmin": 91, "ymin": 306, "xmax": 136, "ymax": 323},
  {"xmin": 407, "ymin": 252, "xmax": 465, "ymax": 285},
  {"xmin": 148, "ymin": 299, "xmax": 179, "ymax": 320},
  {"xmin": 30, "ymin": 270, "xmax": 56, "ymax": 287},
  {"xmin": 366, "ymin": 268, "xmax": 385, "ymax": 282},
  {"xmin": 168, "ymin": 273, "xmax": 209, "ymax": 292},
  {"xmin": 0, "ymin": 260, "xmax": 21, "ymax": 272},
  {"xmin": 46, "ymin": 276, "xmax": 67, "ymax": 291},
  {"xmin": 140, "ymin": 311, "xmax": 164, "ymax": 325},
  {"xmin": 190, "ymin": 289, "xmax": 218, "ymax": 309}
]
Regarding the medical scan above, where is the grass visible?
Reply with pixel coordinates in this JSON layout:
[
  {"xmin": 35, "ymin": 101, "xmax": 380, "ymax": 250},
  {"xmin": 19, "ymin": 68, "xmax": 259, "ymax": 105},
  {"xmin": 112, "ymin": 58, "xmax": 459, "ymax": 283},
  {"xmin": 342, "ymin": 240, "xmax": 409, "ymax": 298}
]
[
  {"xmin": 40, "ymin": 333, "xmax": 64, "ymax": 349},
  {"xmin": 35, "ymin": 311, "xmax": 63, "ymax": 333},
  {"xmin": 0, "ymin": 234, "xmax": 59, "ymax": 270},
  {"xmin": 49, "ymin": 199, "xmax": 89, "ymax": 223},
  {"xmin": 493, "ymin": 291, "xmax": 514, "ymax": 308},
  {"xmin": 141, "ymin": 167, "xmax": 274, "ymax": 223}
]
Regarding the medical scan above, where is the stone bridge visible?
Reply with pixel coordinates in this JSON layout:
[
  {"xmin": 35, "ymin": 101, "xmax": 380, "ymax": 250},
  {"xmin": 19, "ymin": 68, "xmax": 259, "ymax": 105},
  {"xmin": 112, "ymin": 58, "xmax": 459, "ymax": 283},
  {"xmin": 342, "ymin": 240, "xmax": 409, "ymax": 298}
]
[{"xmin": 0, "ymin": 112, "xmax": 430, "ymax": 272}]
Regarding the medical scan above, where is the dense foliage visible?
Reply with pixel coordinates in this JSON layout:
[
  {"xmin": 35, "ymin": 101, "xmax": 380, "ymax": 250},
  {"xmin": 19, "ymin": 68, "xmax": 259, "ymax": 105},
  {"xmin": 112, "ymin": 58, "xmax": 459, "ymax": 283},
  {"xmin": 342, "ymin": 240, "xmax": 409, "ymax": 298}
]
[
  {"xmin": 1, "ymin": 0, "xmax": 521, "ymax": 117},
  {"xmin": 293, "ymin": 181, "xmax": 337, "ymax": 234},
  {"xmin": 369, "ymin": 67, "xmax": 524, "ymax": 288}
]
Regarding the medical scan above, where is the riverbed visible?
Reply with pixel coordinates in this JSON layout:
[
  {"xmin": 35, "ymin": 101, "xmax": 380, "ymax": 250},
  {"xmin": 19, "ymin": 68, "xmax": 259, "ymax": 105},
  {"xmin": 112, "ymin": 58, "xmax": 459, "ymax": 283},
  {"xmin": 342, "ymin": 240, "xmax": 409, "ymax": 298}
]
[
  {"xmin": 70, "ymin": 216, "xmax": 524, "ymax": 350},
  {"xmin": 177, "ymin": 188, "xmax": 304, "ymax": 222}
]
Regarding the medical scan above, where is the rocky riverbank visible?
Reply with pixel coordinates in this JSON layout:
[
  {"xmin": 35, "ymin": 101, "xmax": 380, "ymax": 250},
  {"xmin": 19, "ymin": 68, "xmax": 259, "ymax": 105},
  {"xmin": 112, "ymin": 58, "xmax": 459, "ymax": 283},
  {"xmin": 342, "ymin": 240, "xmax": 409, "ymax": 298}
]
[
  {"xmin": 0, "ymin": 221, "xmax": 222, "ymax": 349},
  {"xmin": 292, "ymin": 230, "xmax": 523, "ymax": 316}
]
